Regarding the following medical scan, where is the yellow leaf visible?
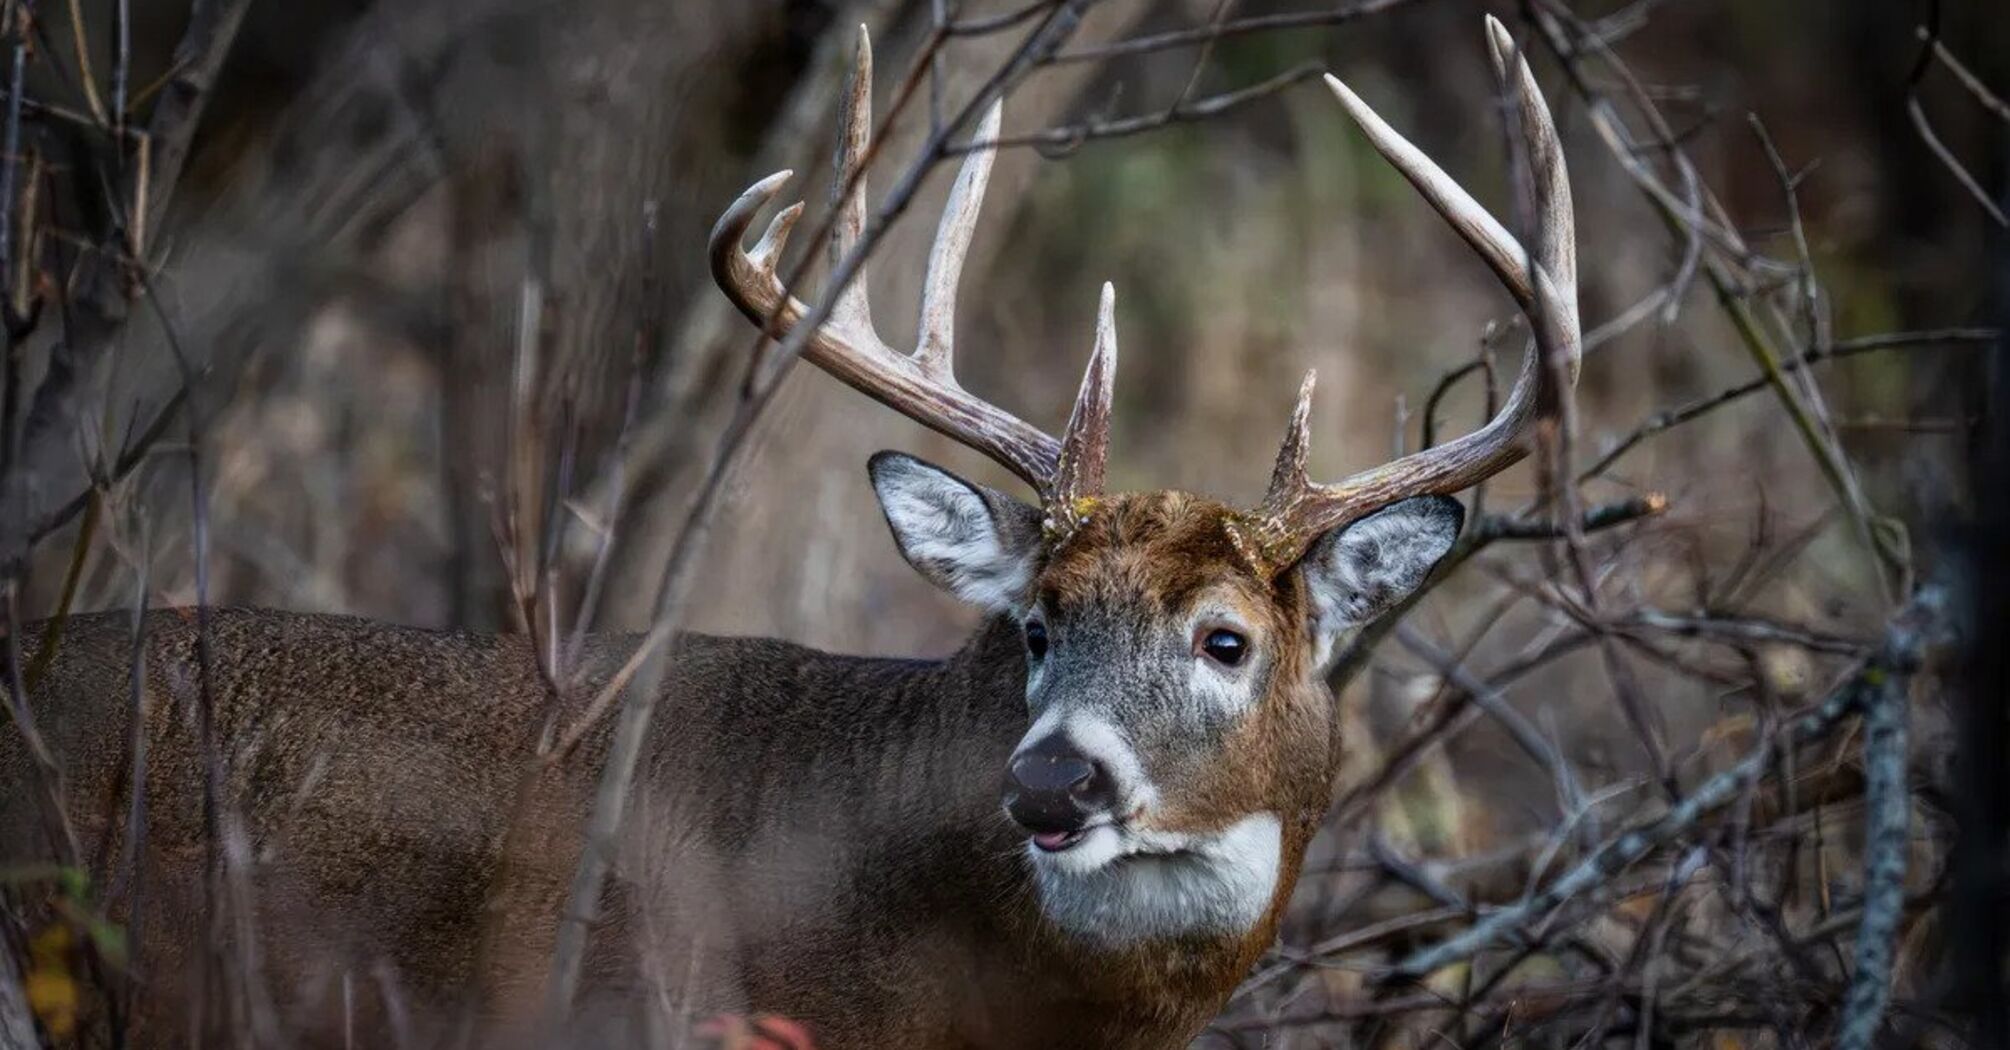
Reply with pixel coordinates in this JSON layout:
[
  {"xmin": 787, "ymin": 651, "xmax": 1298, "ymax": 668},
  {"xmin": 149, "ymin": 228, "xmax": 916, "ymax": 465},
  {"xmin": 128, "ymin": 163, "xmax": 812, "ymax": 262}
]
[{"xmin": 25, "ymin": 924, "xmax": 79, "ymax": 1038}]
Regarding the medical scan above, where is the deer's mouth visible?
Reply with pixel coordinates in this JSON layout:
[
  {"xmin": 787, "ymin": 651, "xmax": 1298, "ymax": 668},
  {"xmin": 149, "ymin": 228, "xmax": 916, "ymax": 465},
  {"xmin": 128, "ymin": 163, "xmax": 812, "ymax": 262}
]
[
  {"xmin": 1029, "ymin": 814, "xmax": 1125, "ymax": 856},
  {"xmin": 1022, "ymin": 813, "xmax": 1163, "ymax": 873},
  {"xmin": 1031, "ymin": 829, "xmax": 1087, "ymax": 852}
]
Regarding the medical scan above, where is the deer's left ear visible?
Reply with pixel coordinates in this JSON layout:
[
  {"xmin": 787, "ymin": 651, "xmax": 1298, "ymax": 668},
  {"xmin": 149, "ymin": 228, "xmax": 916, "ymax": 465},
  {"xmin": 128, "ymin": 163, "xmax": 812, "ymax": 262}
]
[{"xmin": 1298, "ymin": 495, "xmax": 1464, "ymax": 668}]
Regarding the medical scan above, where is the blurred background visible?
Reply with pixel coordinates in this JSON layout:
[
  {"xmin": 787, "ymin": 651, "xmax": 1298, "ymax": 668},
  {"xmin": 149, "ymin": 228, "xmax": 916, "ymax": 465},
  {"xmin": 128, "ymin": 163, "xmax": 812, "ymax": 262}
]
[
  {"xmin": 6, "ymin": 0, "xmax": 1994, "ymax": 646},
  {"xmin": 1, "ymin": 0, "xmax": 2005, "ymax": 1045}
]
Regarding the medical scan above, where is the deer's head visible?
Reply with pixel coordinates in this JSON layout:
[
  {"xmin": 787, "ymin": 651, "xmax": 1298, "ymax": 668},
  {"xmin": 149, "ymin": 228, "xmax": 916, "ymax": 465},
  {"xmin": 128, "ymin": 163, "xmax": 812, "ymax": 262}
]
[{"xmin": 711, "ymin": 19, "xmax": 1576, "ymax": 947}]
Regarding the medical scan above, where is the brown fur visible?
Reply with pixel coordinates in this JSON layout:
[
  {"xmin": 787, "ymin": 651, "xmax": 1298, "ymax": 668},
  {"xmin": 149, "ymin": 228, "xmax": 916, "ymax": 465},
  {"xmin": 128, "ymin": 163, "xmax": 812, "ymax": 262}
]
[{"xmin": 3, "ymin": 493, "xmax": 1364, "ymax": 1049}]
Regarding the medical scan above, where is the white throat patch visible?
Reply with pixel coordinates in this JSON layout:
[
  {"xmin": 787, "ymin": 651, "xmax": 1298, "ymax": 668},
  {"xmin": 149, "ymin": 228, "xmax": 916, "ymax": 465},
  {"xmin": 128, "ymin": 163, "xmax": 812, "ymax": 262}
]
[{"xmin": 1026, "ymin": 812, "xmax": 1283, "ymax": 945}]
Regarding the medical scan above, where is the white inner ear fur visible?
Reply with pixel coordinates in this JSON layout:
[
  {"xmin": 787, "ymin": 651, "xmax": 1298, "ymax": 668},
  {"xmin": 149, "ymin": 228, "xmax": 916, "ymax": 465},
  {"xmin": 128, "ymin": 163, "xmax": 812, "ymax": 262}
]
[
  {"xmin": 871, "ymin": 453, "xmax": 1038, "ymax": 613},
  {"xmin": 1300, "ymin": 495, "xmax": 1463, "ymax": 669}
]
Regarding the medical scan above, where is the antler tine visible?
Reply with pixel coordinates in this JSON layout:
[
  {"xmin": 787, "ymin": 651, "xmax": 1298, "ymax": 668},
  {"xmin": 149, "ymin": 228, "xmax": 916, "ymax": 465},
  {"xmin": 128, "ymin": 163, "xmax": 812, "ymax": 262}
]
[
  {"xmin": 709, "ymin": 27, "xmax": 1080, "ymax": 496},
  {"xmin": 1484, "ymin": 14, "xmax": 1578, "ymax": 358},
  {"xmin": 1321, "ymin": 76, "xmax": 1570, "ymax": 335},
  {"xmin": 1325, "ymin": 23, "xmax": 1577, "ymax": 374},
  {"xmin": 915, "ymin": 99, "xmax": 1002, "ymax": 380},
  {"xmin": 1257, "ymin": 371, "xmax": 1317, "ymax": 512},
  {"xmin": 748, "ymin": 200, "xmax": 806, "ymax": 272},
  {"xmin": 709, "ymin": 170, "xmax": 805, "ymax": 302},
  {"xmin": 829, "ymin": 25, "xmax": 876, "ymax": 339},
  {"xmin": 1044, "ymin": 282, "xmax": 1118, "ymax": 540},
  {"xmin": 1239, "ymin": 20, "xmax": 1579, "ymax": 574}
]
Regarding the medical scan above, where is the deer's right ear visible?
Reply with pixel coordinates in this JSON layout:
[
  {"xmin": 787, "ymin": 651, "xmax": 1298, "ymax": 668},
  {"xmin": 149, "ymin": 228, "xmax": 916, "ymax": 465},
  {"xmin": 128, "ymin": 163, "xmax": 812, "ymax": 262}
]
[{"xmin": 869, "ymin": 451, "xmax": 1044, "ymax": 613}]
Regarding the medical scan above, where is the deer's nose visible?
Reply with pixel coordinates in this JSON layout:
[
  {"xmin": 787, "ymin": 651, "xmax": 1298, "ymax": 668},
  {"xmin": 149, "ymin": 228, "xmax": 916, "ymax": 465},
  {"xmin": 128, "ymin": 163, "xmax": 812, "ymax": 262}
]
[{"xmin": 1003, "ymin": 735, "xmax": 1116, "ymax": 834}]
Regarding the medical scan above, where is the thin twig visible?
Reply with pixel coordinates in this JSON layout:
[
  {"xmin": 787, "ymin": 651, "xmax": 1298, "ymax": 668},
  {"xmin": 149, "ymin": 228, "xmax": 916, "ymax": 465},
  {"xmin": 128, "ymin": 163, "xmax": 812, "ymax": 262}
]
[
  {"xmin": 1396, "ymin": 623, "xmax": 1586, "ymax": 818},
  {"xmin": 1913, "ymin": 24, "xmax": 2010, "ymax": 123},
  {"xmin": 1581, "ymin": 328, "xmax": 1995, "ymax": 481},
  {"xmin": 945, "ymin": 0, "xmax": 1059, "ymax": 37},
  {"xmin": 111, "ymin": 0, "xmax": 127, "ymax": 139},
  {"xmin": 1625, "ymin": 608, "xmax": 1869, "ymax": 657},
  {"xmin": 562, "ymin": 200, "xmax": 660, "ymax": 675},
  {"xmin": 62, "ymin": 0, "xmax": 104, "ymax": 126},
  {"xmin": 0, "ymin": 0, "xmax": 30, "ymax": 329},
  {"xmin": 1419, "ymin": 333, "xmax": 1504, "ymax": 450},
  {"xmin": 1473, "ymin": 494, "xmax": 1667, "ymax": 541},
  {"xmin": 1048, "ymin": 0, "xmax": 1419, "ymax": 64},
  {"xmin": 1905, "ymin": 10, "xmax": 2007, "ymax": 227},
  {"xmin": 955, "ymin": 63, "xmax": 1322, "ymax": 155}
]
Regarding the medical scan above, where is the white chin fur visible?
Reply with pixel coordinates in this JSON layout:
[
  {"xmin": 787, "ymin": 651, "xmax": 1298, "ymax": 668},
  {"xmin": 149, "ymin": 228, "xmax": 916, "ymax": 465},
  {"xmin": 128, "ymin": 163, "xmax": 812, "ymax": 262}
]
[{"xmin": 1026, "ymin": 812, "xmax": 1282, "ymax": 945}]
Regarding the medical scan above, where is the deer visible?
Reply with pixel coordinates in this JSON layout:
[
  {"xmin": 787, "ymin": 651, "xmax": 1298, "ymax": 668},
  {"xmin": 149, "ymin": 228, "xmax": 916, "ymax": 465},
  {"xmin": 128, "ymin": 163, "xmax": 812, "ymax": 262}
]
[{"xmin": 2, "ymin": 16, "xmax": 1577, "ymax": 1050}]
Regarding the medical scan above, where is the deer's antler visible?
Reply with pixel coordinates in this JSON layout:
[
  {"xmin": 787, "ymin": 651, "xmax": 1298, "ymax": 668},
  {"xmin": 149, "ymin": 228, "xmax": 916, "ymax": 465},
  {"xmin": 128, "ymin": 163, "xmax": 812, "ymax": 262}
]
[
  {"xmin": 709, "ymin": 27, "xmax": 1115, "ymax": 542},
  {"xmin": 1232, "ymin": 16, "xmax": 1581, "ymax": 575}
]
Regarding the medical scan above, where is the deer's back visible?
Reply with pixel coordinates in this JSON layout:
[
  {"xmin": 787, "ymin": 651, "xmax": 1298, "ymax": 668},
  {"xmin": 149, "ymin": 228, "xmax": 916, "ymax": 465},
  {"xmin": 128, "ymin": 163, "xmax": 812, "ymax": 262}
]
[
  {"xmin": 4, "ymin": 607, "xmax": 1037, "ymax": 1046},
  {"xmin": 6, "ymin": 610, "xmax": 591, "ymax": 1033}
]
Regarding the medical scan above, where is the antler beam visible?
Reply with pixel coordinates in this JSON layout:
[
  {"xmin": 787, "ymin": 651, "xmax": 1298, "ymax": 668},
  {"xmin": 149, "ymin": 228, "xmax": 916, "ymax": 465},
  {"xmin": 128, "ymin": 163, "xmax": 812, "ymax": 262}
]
[
  {"xmin": 1235, "ymin": 15, "xmax": 1582, "ymax": 574},
  {"xmin": 708, "ymin": 26, "xmax": 1116, "ymax": 540}
]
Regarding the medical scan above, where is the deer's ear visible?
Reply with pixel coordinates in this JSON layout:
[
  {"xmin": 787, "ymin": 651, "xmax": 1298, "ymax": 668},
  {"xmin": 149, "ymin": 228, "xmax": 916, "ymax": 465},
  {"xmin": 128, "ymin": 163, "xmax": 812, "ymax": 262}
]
[
  {"xmin": 1298, "ymin": 495, "xmax": 1463, "ymax": 666},
  {"xmin": 869, "ymin": 452, "xmax": 1044, "ymax": 613}
]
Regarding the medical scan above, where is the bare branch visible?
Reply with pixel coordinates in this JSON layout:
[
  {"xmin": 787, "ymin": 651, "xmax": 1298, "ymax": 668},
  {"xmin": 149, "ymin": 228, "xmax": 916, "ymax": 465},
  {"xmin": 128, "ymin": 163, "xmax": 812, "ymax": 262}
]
[
  {"xmin": 1048, "ymin": 0, "xmax": 1418, "ymax": 65},
  {"xmin": 948, "ymin": 62, "xmax": 1323, "ymax": 155},
  {"xmin": 1388, "ymin": 589, "xmax": 1939, "ymax": 980},
  {"xmin": 1836, "ymin": 606, "xmax": 1919, "ymax": 1050},
  {"xmin": 1906, "ymin": 17, "xmax": 2008, "ymax": 227}
]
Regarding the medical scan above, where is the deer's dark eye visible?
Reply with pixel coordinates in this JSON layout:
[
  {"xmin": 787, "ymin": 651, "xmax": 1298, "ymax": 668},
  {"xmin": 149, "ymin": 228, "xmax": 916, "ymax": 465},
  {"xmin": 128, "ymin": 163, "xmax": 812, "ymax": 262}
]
[
  {"xmin": 1198, "ymin": 628, "xmax": 1247, "ymax": 667},
  {"xmin": 1024, "ymin": 621, "xmax": 1049, "ymax": 660}
]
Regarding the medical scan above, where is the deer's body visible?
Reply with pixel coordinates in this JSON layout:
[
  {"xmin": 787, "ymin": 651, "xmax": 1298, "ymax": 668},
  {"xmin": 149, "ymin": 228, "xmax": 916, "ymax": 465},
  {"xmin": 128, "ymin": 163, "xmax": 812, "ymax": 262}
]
[
  {"xmin": 10, "ymin": 569, "xmax": 1292, "ymax": 1048},
  {"xmin": 4, "ymin": 18, "xmax": 1581, "ymax": 1049}
]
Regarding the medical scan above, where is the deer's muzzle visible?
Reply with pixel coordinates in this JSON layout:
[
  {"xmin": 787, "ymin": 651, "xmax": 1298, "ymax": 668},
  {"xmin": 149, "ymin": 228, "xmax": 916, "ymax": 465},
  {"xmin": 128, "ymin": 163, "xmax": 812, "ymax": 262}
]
[{"xmin": 1003, "ymin": 733, "xmax": 1117, "ymax": 850}]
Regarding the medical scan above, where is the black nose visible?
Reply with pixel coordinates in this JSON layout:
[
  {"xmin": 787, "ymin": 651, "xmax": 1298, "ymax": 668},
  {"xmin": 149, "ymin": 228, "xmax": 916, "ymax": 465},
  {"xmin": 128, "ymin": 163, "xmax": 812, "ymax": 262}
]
[{"xmin": 1003, "ymin": 735, "xmax": 1117, "ymax": 833}]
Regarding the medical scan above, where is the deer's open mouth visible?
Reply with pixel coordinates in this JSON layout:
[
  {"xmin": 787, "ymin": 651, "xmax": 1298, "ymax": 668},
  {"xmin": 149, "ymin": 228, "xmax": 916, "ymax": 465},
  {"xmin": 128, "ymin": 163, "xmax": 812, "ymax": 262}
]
[
  {"xmin": 1023, "ymin": 814, "xmax": 1163, "ymax": 870},
  {"xmin": 1030, "ymin": 814, "xmax": 1125, "ymax": 854},
  {"xmin": 1023, "ymin": 816, "xmax": 1130, "ymax": 865},
  {"xmin": 1031, "ymin": 830, "xmax": 1086, "ymax": 852}
]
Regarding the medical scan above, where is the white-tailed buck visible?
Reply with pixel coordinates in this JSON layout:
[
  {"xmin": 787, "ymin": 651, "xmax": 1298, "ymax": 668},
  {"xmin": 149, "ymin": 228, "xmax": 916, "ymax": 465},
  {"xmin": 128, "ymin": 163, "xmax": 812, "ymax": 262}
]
[{"xmin": 4, "ymin": 17, "xmax": 1577, "ymax": 1049}]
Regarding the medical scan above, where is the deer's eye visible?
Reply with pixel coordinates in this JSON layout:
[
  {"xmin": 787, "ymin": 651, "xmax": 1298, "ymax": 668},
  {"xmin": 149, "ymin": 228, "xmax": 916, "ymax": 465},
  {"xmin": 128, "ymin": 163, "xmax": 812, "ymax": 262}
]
[
  {"xmin": 1024, "ymin": 621, "xmax": 1049, "ymax": 660},
  {"xmin": 1197, "ymin": 628, "xmax": 1248, "ymax": 667}
]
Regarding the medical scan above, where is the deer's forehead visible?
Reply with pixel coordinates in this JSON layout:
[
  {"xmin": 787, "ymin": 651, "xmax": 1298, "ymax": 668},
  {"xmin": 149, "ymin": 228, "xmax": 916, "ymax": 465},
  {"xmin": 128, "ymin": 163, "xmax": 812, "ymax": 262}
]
[{"xmin": 1036, "ymin": 493, "xmax": 1287, "ymax": 619}]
